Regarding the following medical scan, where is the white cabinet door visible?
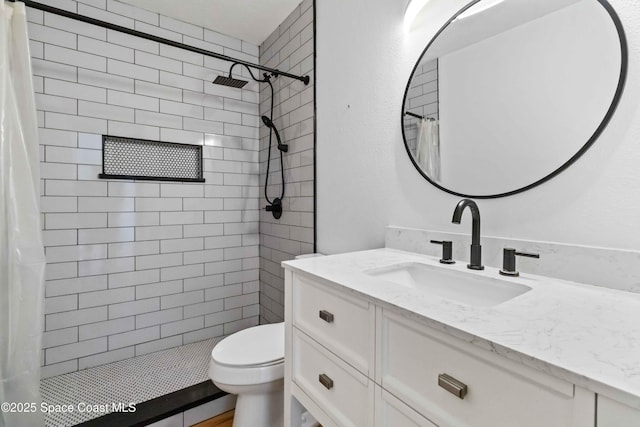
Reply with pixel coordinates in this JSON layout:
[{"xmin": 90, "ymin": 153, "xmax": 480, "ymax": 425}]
[
  {"xmin": 375, "ymin": 385, "xmax": 438, "ymax": 427},
  {"xmin": 598, "ymin": 396, "xmax": 640, "ymax": 427}
]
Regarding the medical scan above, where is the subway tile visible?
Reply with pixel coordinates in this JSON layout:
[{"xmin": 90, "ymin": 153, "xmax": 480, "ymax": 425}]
[
  {"xmin": 45, "ymin": 45, "xmax": 106, "ymax": 72},
  {"xmin": 40, "ymin": 196, "xmax": 77, "ymax": 212},
  {"xmin": 135, "ymin": 225, "xmax": 182, "ymax": 241},
  {"xmin": 78, "ymin": 3, "xmax": 134, "ymax": 28},
  {"xmin": 45, "ymin": 147, "xmax": 102, "ymax": 166},
  {"xmin": 136, "ymin": 280, "xmax": 183, "ymax": 300},
  {"xmin": 160, "ymin": 128, "xmax": 204, "ymax": 145},
  {"xmin": 107, "ymin": 29, "xmax": 158, "ymax": 54},
  {"xmin": 43, "ymin": 229, "xmax": 77, "ymax": 247},
  {"xmin": 204, "ymin": 235, "xmax": 242, "ymax": 249},
  {"xmin": 160, "ymin": 238, "xmax": 204, "ymax": 253},
  {"xmin": 160, "ymin": 316, "xmax": 203, "ymax": 338},
  {"xmin": 159, "ymin": 15, "xmax": 203, "ymax": 39},
  {"xmin": 45, "ymin": 295, "xmax": 78, "ymax": 314},
  {"xmin": 46, "ymin": 262, "xmax": 77, "ymax": 281},
  {"xmin": 45, "ymin": 112, "xmax": 107, "ymax": 134},
  {"xmin": 135, "ymin": 335, "xmax": 182, "ymax": 356},
  {"xmin": 46, "ymin": 275, "xmax": 107, "ymax": 297},
  {"xmin": 159, "ymin": 71, "xmax": 202, "ymax": 92},
  {"xmin": 78, "ymin": 197, "xmax": 134, "ymax": 212},
  {"xmin": 161, "ymin": 264, "xmax": 203, "ymax": 281},
  {"xmin": 109, "ymin": 297, "xmax": 159, "ymax": 319},
  {"xmin": 224, "ymin": 245, "xmax": 259, "ymax": 260},
  {"xmin": 135, "ymin": 51, "xmax": 182, "ymax": 74},
  {"xmin": 78, "ymin": 68, "xmax": 134, "ymax": 93},
  {"xmin": 135, "ymin": 80, "xmax": 182, "ymax": 101},
  {"xmin": 78, "ymin": 36, "xmax": 133, "ymax": 62},
  {"xmin": 46, "ymin": 306, "xmax": 107, "ymax": 330},
  {"xmin": 224, "ymin": 292, "xmax": 259, "ymax": 310},
  {"xmin": 183, "ymin": 117, "xmax": 224, "ymax": 134},
  {"xmin": 78, "ymin": 317, "xmax": 135, "ymax": 340},
  {"xmin": 183, "ymin": 90, "xmax": 223, "ymax": 109},
  {"xmin": 28, "ymin": 23, "xmax": 77, "ymax": 48},
  {"xmin": 204, "ymin": 259, "xmax": 242, "ymax": 276},
  {"xmin": 204, "ymin": 308, "xmax": 242, "ymax": 328},
  {"xmin": 79, "ymin": 347, "xmax": 134, "ymax": 370},
  {"xmin": 204, "ymin": 211, "xmax": 242, "ymax": 224},
  {"xmin": 183, "ymin": 300, "xmax": 223, "ymax": 319},
  {"xmin": 183, "ymin": 224, "xmax": 224, "ymax": 238},
  {"xmin": 136, "ymin": 307, "xmax": 183, "ymax": 329},
  {"xmin": 109, "ymin": 241, "xmax": 159, "ymax": 258},
  {"xmin": 204, "ymin": 29, "xmax": 241, "ymax": 51},
  {"xmin": 203, "ymin": 108, "xmax": 241, "ymax": 124},
  {"xmin": 160, "ymin": 99, "xmax": 203, "ymax": 119},
  {"xmin": 108, "ymin": 182, "xmax": 159, "ymax": 197},
  {"xmin": 45, "ymin": 212, "xmax": 107, "ymax": 230},
  {"xmin": 43, "ymin": 327, "xmax": 77, "ymax": 348},
  {"xmin": 107, "ymin": 1, "xmax": 158, "ymax": 25},
  {"xmin": 161, "ymin": 290, "xmax": 204, "ymax": 309},
  {"xmin": 135, "ymin": 21, "xmax": 182, "ymax": 42},
  {"xmin": 109, "ymin": 269, "xmax": 160, "ymax": 289},
  {"xmin": 46, "ymin": 338, "xmax": 107, "ymax": 364},
  {"xmin": 108, "ymin": 89, "xmax": 159, "ymax": 111},
  {"xmin": 79, "ymin": 287, "xmax": 135, "ymax": 308},
  {"xmin": 78, "ymin": 227, "xmax": 134, "ymax": 244},
  {"xmin": 136, "ymin": 110, "xmax": 182, "ymax": 129},
  {"xmin": 108, "ymin": 59, "xmax": 159, "ymax": 83},
  {"xmin": 36, "ymin": 93, "xmax": 78, "ymax": 115},
  {"xmin": 224, "ymin": 317, "xmax": 258, "ymax": 334},
  {"xmin": 45, "ymin": 12, "xmax": 106, "ymax": 40},
  {"xmin": 78, "ymin": 257, "xmax": 134, "ymax": 276},
  {"xmin": 79, "ymin": 100, "xmax": 134, "ymax": 122},
  {"xmin": 160, "ymin": 44, "xmax": 202, "ymax": 66},
  {"xmin": 108, "ymin": 121, "xmax": 159, "ymax": 140},
  {"xmin": 183, "ymin": 325, "xmax": 223, "ymax": 344},
  {"xmin": 184, "ymin": 274, "xmax": 223, "ymax": 292},
  {"xmin": 76, "ymin": 163, "xmax": 100, "ymax": 180},
  {"xmin": 225, "ymin": 269, "xmax": 258, "ymax": 285},
  {"xmin": 46, "ymin": 244, "xmax": 107, "ymax": 263},
  {"xmin": 78, "ymin": 133, "xmax": 102, "ymax": 149},
  {"xmin": 109, "ymin": 326, "xmax": 159, "ymax": 350},
  {"xmin": 160, "ymin": 183, "xmax": 203, "ymax": 198},
  {"xmin": 42, "ymin": 360, "xmax": 78, "ymax": 378},
  {"xmin": 160, "ymin": 211, "xmax": 203, "ymax": 225},
  {"xmin": 39, "ymin": 128, "xmax": 77, "ymax": 148},
  {"xmin": 135, "ymin": 198, "xmax": 182, "ymax": 212},
  {"xmin": 136, "ymin": 253, "xmax": 182, "ymax": 271},
  {"xmin": 109, "ymin": 212, "xmax": 159, "ymax": 227}
]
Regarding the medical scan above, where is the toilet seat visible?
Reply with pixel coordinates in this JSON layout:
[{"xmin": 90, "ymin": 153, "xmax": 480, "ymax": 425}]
[{"xmin": 210, "ymin": 323, "xmax": 285, "ymax": 386}]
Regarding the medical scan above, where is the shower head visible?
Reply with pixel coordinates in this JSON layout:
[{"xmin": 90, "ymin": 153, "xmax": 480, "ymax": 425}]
[
  {"xmin": 261, "ymin": 116, "xmax": 288, "ymax": 153},
  {"xmin": 212, "ymin": 75, "xmax": 248, "ymax": 88}
]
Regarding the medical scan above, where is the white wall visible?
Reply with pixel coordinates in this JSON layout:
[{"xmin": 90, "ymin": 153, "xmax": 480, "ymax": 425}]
[{"xmin": 316, "ymin": 0, "xmax": 640, "ymax": 254}]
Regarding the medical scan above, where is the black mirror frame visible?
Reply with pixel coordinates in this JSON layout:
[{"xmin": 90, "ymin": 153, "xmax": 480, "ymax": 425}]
[{"xmin": 401, "ymin": 0, "xmax": 628, "ymax": 199}]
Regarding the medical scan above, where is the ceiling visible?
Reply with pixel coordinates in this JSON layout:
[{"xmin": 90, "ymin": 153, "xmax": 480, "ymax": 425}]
[{"xmin": 118, "ymin": 0, "xmax": 302, "ymax": 46}]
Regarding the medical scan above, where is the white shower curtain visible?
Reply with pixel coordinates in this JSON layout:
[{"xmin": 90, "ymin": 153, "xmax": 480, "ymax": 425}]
[
  {"xmin": 415, "ymin": 118, "xmax": 441, "ymax": 182},
  {"xmin": 0, "ymin": 2, "xmax": 46, "ymax": 427}
]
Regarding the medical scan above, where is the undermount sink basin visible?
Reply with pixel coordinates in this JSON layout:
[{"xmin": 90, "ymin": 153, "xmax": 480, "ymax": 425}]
[{"xmin": 365, "ymin": 262, "xmax": 531, "ymax": 307}]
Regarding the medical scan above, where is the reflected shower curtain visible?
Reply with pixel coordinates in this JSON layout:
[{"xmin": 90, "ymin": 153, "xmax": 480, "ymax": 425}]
[
  {"xmin": 0, "ymin": 2, "xmax": 46, "ymax": 427},
  {"xmin": 415, "ymin": 118, "xmax": 441, "ymax": 182}
]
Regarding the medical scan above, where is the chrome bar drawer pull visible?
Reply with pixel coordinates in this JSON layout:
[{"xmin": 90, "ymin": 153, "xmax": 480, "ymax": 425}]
[
  {"xmin": 438, "ymin": 373, "xmax": 468, "ymax": 399},
  {"xmin": 319, "ymin": 373, "xmax": 334, "ymax": 390},
  {"xmin": 319, "ymin": 310, "xmax": 334, "ymax": 323}
]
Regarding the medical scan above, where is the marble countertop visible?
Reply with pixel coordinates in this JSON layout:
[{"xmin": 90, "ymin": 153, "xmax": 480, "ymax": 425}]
[{"xmin": 282, "ymin": 248, "xmax": 640, "ymax": 409}]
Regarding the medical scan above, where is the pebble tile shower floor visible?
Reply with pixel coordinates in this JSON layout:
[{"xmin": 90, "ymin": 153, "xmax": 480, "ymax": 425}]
[{"xmin": 40, "ymin": 337, "xmax": 221, "ymax": 427}]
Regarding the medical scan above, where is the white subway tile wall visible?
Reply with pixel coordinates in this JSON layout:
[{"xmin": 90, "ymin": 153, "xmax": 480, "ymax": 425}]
[
  {"xmin": 32, "ymin": 0, "xmax": 262, "ymax": 377},
  {"xmin": 259, "ymin": 0, "xmax": 315, "ymax": 323},
  {"xmin": 404, "ymin": 59, "xmax": 438, "ymax": 151}
]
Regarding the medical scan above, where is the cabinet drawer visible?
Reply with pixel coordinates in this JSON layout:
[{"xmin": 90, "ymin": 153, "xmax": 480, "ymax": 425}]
[
  {"xmin": 598, "ymin": 395, "xmax": 640, "ymax": 426},
  {"xmin": 375, "ymin": 385, "xmax": 437, "ymax": 427},
  {"xmin": 379, "ymin": 309, "xmax": 594, "ymax": 427},
  {"xmin": 293, "ymin": 274, "xmax": 374, "ymax": 374},
  {"xmin": 293, "ymin": 328, "xmax": 374, "ymax": 427}
]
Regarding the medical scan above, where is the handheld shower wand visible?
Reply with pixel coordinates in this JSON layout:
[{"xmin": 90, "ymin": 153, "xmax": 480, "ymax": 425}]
[{"xmin": 212, "ymin": 62, "xmax": 288, "ymax": 219}]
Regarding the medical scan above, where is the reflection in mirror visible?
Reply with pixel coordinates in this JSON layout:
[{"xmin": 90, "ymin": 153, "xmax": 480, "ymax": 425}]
[{"xmin": 402, "ymin": 0, "xmax": 626, "ymax": 198}]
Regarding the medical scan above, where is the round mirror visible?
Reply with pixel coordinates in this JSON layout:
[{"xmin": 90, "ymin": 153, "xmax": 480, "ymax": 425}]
[{"xmin": 402, "ymin": 0, "xmax": 627, "ymax": 198}]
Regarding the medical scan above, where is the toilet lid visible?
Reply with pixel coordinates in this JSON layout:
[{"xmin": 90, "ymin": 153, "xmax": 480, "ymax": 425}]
[{"xmin": 211, "ymin": 322, "xmax": 284, "ymax": 367}]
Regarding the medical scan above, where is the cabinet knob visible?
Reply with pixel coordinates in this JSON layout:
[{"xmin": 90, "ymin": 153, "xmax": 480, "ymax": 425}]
[
  {"xmin": 319, "ymin": 310, "xmax": 334, "ymax": 323},
  {"xmin": 319, "ymin": 373, "xmax": 334, "ymax": 390},
  {"xmin": 438, "ymin": 373, "xmax": 468, "ymax": 399}
]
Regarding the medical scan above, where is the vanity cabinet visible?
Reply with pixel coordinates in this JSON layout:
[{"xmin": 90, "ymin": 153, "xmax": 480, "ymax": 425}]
[
  {"xmin": 284, "ymin": 270, "xmax": 597, "ymax": 427},
  {"xmin": 597, "ymin": 396, "xmax": 640, "ymax": 426}
]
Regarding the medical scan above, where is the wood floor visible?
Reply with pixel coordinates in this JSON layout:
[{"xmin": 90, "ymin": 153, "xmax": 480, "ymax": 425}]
[{"xmin": 192, "ymin": 409, "xmax": 234, "ymax": 427}]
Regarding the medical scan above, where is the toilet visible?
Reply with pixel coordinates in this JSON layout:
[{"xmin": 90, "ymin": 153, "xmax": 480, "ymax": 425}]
[{"xmin": 209, "ymin": 322, "xmax": 285, "ymax": 427}]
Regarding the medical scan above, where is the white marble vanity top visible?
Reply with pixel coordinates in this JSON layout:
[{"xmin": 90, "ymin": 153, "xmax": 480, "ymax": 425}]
[{"xmin": 282, "ymin": 248, "xmax": 640, "ymax": 409}]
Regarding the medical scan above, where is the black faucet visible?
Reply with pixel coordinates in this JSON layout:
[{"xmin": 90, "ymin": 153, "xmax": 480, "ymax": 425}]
[{"xmin": 451, "ymin": 199, "xmax": 484, "ymax": 270}]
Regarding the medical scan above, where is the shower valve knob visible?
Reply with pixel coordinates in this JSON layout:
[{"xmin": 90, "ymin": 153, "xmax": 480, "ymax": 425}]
[{"xmin": 266, "ymin": 198, "xmax": 283, "ymax": 220}]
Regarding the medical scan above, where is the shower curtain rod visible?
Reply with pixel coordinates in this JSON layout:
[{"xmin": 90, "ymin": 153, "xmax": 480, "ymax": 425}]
[
  {"xmin": 405, "ymin": 111, "xmax": 435, "ymax": 121},
  {"xmin": 8, "ymin": 0, "xmax": 310, "ymax": 85}
]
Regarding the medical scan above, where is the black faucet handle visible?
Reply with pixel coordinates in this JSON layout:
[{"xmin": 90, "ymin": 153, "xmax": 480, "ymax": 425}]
[
  {"xmin": 499, "ymin": 248, "xmax": 540, "ymax": 277},
  {"xmin": 430, "ymin": 240, "xmax": 455, "ymax": 265}
]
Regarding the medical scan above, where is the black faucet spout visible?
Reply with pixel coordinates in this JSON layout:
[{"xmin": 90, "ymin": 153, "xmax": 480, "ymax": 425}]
[{"xmin": 451, "ymin": 199, "xmax": 484, "ymax": 270}]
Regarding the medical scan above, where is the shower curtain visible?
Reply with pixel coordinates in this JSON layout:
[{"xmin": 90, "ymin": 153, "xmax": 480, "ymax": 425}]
[
  {"xmin": 415, "ymin": 118, "xmax": 441, "ymax": 182},
  {"xmin": 0, "ymin": 2, "xmax": 46, "ymax": 427}
]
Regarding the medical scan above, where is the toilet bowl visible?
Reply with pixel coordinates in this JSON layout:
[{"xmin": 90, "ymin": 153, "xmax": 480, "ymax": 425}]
[{"xmin": 209, "ymin": 322, "xmax": 284, "ymax": 427}]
